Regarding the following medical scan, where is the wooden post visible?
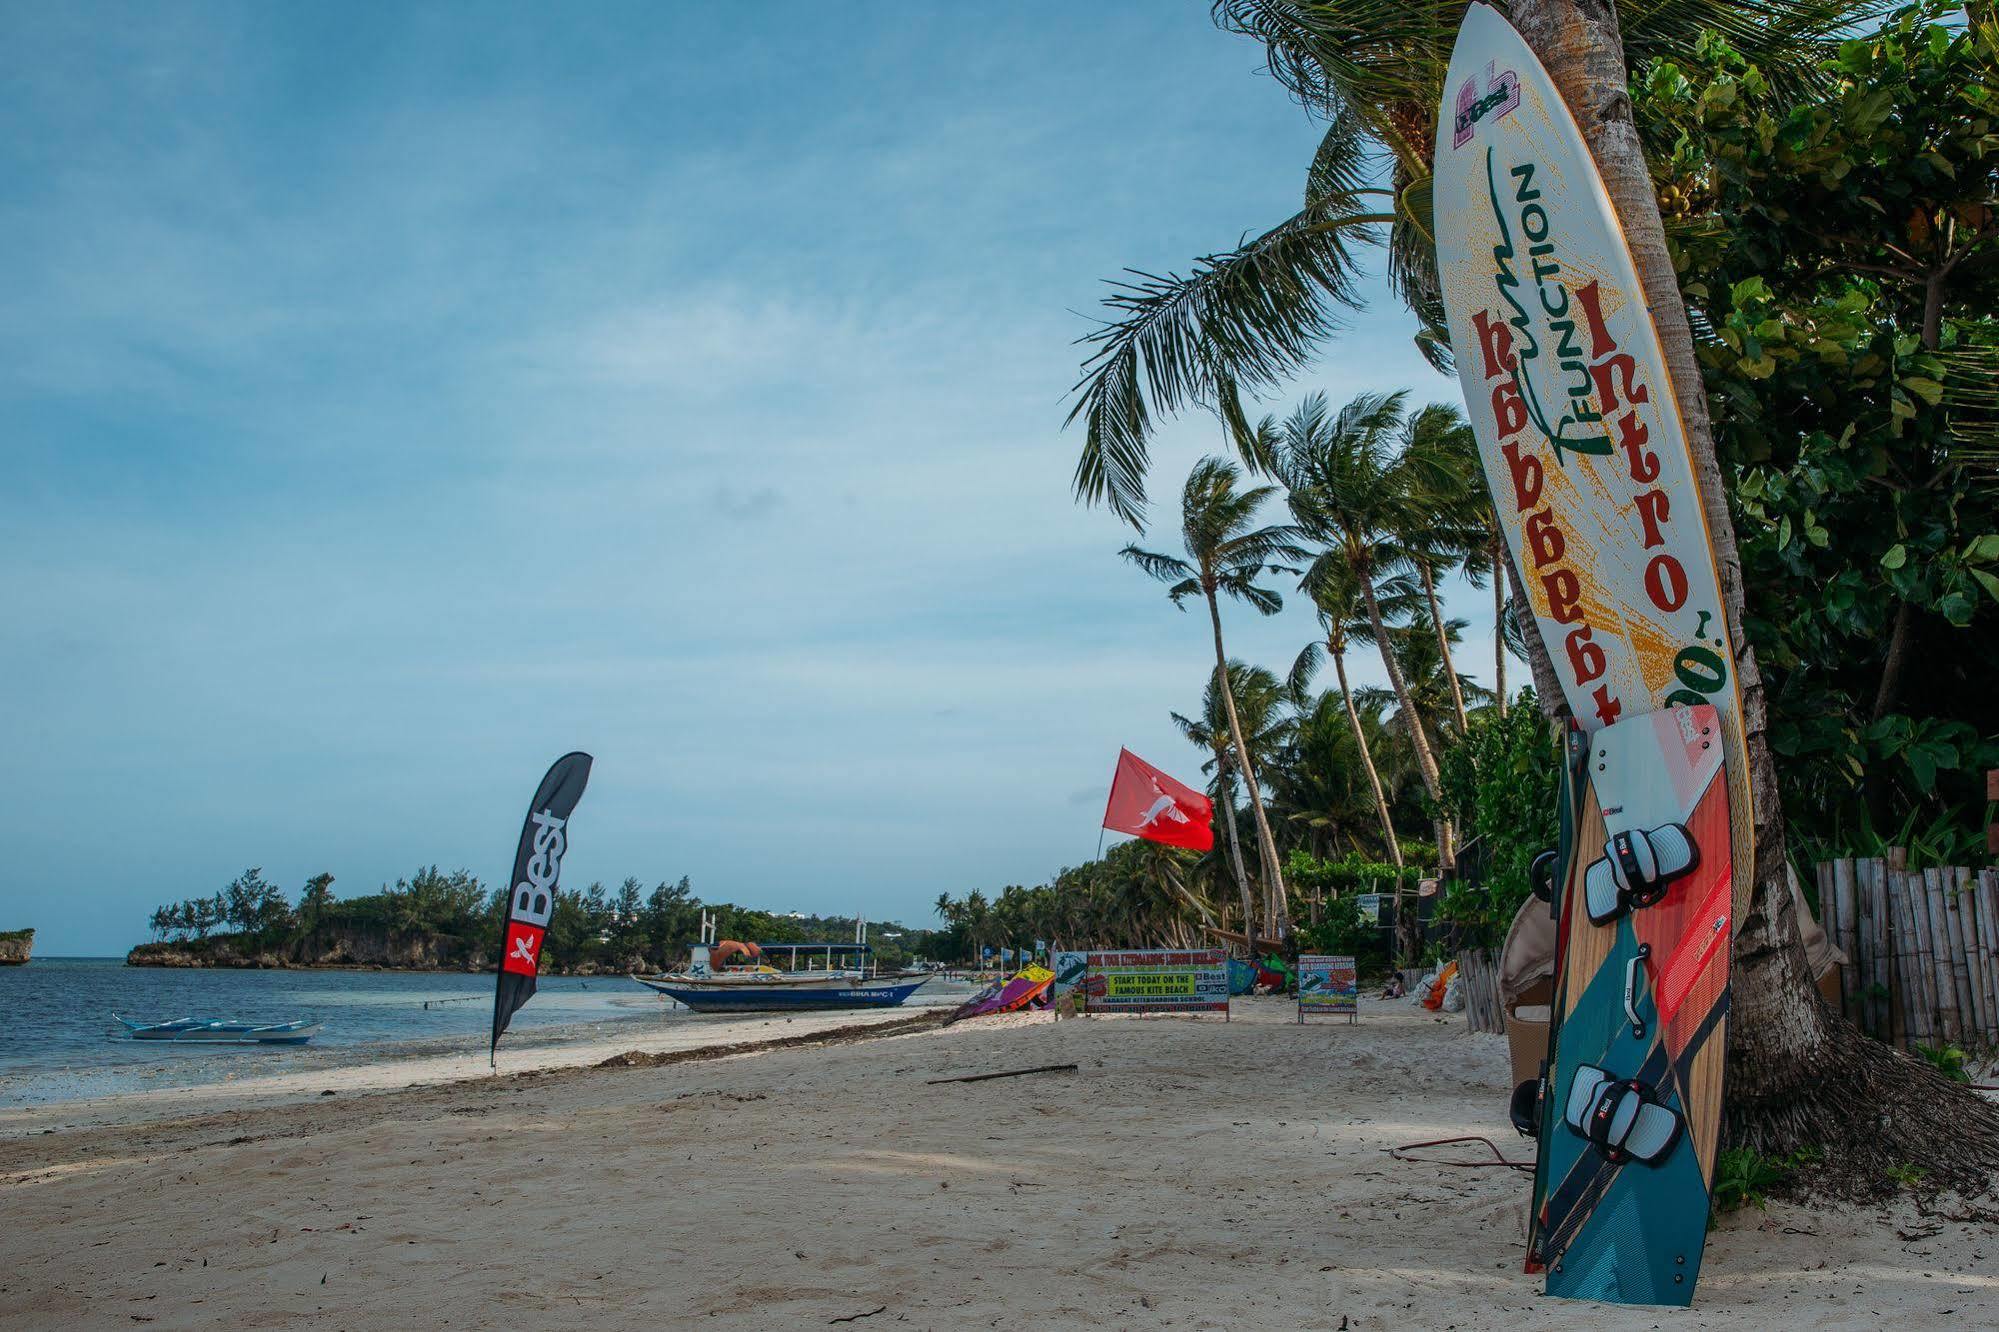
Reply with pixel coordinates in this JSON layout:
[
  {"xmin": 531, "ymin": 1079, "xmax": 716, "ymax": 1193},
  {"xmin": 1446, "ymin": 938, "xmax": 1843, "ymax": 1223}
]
[
  {"xmin": 1901, "ymin": 872, "xmax": 1935, "ymax": 1045},
  {"xmin": 1969, "ymin": 867, "xmax": 1998, "ymax": 1047},
  {"xmin": 1987, "ymin": 769, "xmax": 1999, "ymax": 856},
  {"xmin": 1893, "ymin": 870, "xmax": 1933, "ymax": 1045},
  {"xmin": 1980, "ymin": 872, "xmax": 1999, "ymax": 1045},
  {"xmin": 1954, "ymin": 867, "xmax": 1982, "ymax": 1044},
  {"xmin": 1863, "ymin": 858, "xmax": 1891, "ymax": 1041},
  {"xmin": 1847, "ymin": 860, "xmax": 1879, "ymax": 1040},
  {"xmin": 1832, "ymin": 859, "xmax": 1859, "ymax": 1024},
  {"xmin": 1924, "ymin": 868, "xmax": 1961, "ymax": 1045},
  {"xmin": 1945, "ymin": 869, "xmax": 1978, "ymax": 1044}
]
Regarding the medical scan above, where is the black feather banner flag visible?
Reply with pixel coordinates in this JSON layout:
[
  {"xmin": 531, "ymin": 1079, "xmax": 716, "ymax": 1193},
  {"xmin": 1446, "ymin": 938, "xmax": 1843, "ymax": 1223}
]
[{"xmin": 491, "ymin": 751, "xmax": 593, "ymax": 1063}]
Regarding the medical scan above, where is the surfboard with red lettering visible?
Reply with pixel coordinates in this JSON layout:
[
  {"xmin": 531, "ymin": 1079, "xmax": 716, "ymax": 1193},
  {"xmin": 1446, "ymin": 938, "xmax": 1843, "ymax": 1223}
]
[{"xmin": 1432, "ymin": 3, "xmax": 1754, "ymax": 926}]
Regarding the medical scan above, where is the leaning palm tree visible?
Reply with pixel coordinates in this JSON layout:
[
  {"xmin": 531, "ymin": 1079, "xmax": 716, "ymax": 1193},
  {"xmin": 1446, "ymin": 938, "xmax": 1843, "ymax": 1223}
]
[
  {"xmin": 1219, "ymin": 664, "xmax": 1296, "ymax": 933},
  {"xmin": 1289, "ymin": 555, "xmax": 1414, "ymax": 867},
  {"xmin": 1269, "ymin": 393, "xmax": 1444, "ymax": 792},
  {"xmin": 1172, "ymin": 661, "xmax": 1270, "ymax": 944},
  {"xmin": 1389, "ymin": 402, "xmax": 1487, "ymax": 732},
  {"xmin": 1398, "ymin": 397, "xmax": 1512, "ymax": 717},
  {"xmin": 1123, "ymin": 458, "xmax": 1308, "ymax": 938}
]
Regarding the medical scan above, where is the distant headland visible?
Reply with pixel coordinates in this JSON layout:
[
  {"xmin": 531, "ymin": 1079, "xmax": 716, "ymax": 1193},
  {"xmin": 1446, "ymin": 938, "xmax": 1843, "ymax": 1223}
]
[{"xmin": 0, "ymin": 928, "xmax": 32, "ymax": 965}]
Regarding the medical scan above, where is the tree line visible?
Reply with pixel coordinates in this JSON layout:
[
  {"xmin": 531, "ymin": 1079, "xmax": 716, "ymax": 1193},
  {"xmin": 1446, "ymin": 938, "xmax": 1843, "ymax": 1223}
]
[{"xmin": 145, "ymin": 868, "xmax": 947, "ymax": 972}]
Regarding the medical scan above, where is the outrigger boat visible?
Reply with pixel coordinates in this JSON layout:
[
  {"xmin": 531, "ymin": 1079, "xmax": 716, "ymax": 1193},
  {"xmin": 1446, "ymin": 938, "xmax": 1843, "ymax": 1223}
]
[
  {"xmin": 631, "ymin": 913, "xmax": 930, "ymax": 1014},
  {"xmin": 115, "ymin": 1015, "xmax": 321, "ymax": 1045}
]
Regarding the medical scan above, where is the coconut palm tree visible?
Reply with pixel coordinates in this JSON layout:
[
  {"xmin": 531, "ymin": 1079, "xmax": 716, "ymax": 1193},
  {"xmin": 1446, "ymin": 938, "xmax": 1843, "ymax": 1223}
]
[
  {"xmin": 1267, "ymin": 392, "xmax": 1446, "ymax": 806},
  {"xmin": 1066, "ymin": 0, "xmax": 1880, "ymax": 526},
  {"xmin": 1288, "ymin": 554, "xmax": 1415, "ymax": 867},
  {"xmin": 1172, "ymin": 661, "xmax": 1273, "ymax": 942},
  {"xmin": 1270, "ymin": 683, "xmax": 1402, "ymax": 863},
  {"xmin": 1389, "ymin": 402, "xmax": 1489, "ymax": 732},
  {"xmin": 1174, "ymin": 661, "xmax": 1295, "ymax": 937},
  {"xmin": 1122, "ymin": 458, "xmax": 1309, "ymax": 937}
]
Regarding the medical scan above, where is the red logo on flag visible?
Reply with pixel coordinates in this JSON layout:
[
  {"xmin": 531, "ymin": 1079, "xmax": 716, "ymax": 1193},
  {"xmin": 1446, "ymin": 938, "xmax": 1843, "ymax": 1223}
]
[
  {"xmin": 1103, "ymin": 748, "xmax": 1214, "ymax": 852},
  {"xmin": 502, "ymin": 921, "xmax": 545, "ymax": 976}
]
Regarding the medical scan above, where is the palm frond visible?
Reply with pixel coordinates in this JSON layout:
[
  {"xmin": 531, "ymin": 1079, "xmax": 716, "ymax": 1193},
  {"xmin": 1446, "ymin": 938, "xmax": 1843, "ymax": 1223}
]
[
  {"xmin": 1287, "ymin": 638, "xmax": 1327, "ymax": 699},
  {"xmin": 1068, "ymin": 174, "xmax": 1393, "ymax": 526},
  {"xmin": 1119, "ymin": 545, "xmax": 1195, "ymax": 585}
]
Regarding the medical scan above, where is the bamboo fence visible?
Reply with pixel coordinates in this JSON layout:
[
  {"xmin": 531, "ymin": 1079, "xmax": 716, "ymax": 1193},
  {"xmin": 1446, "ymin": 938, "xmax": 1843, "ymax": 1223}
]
[
  {"xmin": 1821, "ymin": 855, "xmax": 1999, "ymax": 1052},
  {"xmin": 1455, "ymin": 947, "xmax": 1506, "ymax": 1035}
]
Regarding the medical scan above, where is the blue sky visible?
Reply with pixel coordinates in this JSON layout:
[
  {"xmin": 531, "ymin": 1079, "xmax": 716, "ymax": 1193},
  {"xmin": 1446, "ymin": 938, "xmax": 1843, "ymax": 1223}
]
[{"xmin": 2, "ymin": 1, "xmax": 1477, "ymax": 955}]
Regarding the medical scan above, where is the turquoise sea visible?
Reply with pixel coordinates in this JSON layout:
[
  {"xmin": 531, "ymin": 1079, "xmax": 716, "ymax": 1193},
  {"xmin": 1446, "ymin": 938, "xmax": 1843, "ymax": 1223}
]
[{"xmin": 0, "ymin": 957, "xmax": 666, "ymax": 1107}]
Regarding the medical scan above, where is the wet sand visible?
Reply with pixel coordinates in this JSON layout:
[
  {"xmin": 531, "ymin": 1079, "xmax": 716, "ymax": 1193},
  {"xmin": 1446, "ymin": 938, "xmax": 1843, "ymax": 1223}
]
[{"xmin": 1, "ymin": 998, "xmax": 1992, "ymax": 1329}]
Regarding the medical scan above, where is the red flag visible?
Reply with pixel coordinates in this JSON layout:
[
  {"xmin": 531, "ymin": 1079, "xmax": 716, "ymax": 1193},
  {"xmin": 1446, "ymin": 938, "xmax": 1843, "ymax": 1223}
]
[{"xmin": 1103, "ymin": 749, "xmax": 1214, "ymax": 852}]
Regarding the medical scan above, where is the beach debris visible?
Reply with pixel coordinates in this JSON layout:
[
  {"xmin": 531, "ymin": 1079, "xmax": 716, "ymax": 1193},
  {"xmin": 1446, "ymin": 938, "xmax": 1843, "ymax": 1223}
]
[
  {"xmin": 926, "ymin": 1062, "xmax": 1080, "ymax": 1086},
  {"xmin": 828, "ymin": 1306, "xmax": 887, "ymax": 1324},
  {"xmin": 1388, "ymin": 1135, "xmax": 1532, "ymax": 1173}
]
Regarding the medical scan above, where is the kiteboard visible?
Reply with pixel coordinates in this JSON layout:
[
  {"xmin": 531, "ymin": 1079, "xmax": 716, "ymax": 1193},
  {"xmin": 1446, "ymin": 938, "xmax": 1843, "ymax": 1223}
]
[
  {"xmin": 1431, "ymin": 2, "xmax": 1755, "ymax": 927},
  {"xmin": 1529, "ymin": 705, "xmax": 1733, "ymax": 1305},
  {"xmin": 1516, "ymin": 720, "xmax": 1590, "ymax": 1272}
]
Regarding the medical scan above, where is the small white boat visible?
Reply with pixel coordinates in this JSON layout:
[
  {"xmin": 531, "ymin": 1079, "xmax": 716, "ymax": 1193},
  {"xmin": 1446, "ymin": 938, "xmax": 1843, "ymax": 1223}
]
[{"xmin": 115, "ymin": 1015, "xmax": 322, "ymax": 1045}]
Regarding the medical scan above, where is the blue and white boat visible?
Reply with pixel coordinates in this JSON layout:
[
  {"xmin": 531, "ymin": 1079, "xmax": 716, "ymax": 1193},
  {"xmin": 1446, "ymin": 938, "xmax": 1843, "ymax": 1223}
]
[
  {"xmin": 116, "ymin": 1015, "xmax": 322, "ymax": 1044},
  {"xmin": 630, "ymin": 971, "xmax": 928, "ymax": 1013},
  {"xmin": 631, "ymin": 915, "xmax": 930, "ymax": 1014}
]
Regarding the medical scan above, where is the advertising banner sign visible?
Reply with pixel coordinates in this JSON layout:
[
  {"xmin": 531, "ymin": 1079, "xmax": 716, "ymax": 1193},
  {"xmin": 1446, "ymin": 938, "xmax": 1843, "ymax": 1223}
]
[
  {"xmin": 1082, "ymin": 949, "xmax": 1229, "ymax": 1016},
  {"xmin": 1051, "ymin": 950, "xmax": 1089, "ymax": 999},
  {"xmin": 1298, "ymin": 954, "xmax": 1358, "ymax": 1023}
]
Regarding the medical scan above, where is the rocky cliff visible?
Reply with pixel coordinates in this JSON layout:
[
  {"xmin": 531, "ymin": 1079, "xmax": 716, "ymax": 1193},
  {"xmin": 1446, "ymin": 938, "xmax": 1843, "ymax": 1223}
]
[{"xmin": 0, "ymin": 929, "xmax": 31, "ymax": 965}]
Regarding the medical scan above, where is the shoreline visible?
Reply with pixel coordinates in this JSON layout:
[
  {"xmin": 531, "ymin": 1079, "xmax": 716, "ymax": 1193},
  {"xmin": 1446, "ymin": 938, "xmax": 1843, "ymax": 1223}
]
[{"xmin": 0, "ymin": 1003, "xmax": 945, "ymax": 1138}]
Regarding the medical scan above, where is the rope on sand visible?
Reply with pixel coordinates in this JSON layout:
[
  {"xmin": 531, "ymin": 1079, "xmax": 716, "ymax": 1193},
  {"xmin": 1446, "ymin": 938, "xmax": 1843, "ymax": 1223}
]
[{"xmin": 1389, "ymin": 1135, "xmax": 1534, "ymax": 1172}]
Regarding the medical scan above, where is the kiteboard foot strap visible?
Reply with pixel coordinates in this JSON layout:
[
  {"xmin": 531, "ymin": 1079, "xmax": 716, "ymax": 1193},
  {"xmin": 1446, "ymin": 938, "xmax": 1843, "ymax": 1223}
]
[
  {"xmin": 1584, "ymin": 823, "xmax": 1698, "ymax": 925},
  {"xmin": 1563, "ymin": 1064, "xmax": 1682, "ymax": 1165}
]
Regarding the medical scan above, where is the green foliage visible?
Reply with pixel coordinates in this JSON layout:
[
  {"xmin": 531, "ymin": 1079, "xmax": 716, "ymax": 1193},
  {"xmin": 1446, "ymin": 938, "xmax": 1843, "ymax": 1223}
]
[
  {"xmin": 1638, "ymin": 1, "xmax": 1999, "ymax": 847},
  {"xmin": 0, "ymin": 928, "xmax": 33, "ymax": 943},
  {"xmin": 936, "ymin": 839, "xmax": 1211, "ymax": 961},
  {"xmin": 1292, "ymin": 890, "xmax": 1386, "ymax": 966},
  {"xmin": 1914, "ymin": 1041, "xmax": 1973, "ymax": 1083},
  {"xmin": 145, "ymin": 870, "xmax": 947, "ymax": 973},
  {"xmin": 1886, "ymin": 1162, "xmax": 1931, "ymax": 1188},
  {"xmin": 1434, "ymin": 692, "xmax": 1561, "ymax": 948},
  {"xmin": 1711, "ymin": 1146, "xmax": 1808, "ymax": 1215}
]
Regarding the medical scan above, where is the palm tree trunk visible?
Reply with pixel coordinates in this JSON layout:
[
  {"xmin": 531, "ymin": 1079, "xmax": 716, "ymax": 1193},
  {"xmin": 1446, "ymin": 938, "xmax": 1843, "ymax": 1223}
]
[
  {"xmin": 1217, "ymin": 760, "xmax": 1258, "ymax": 946},
  {"xmin": 1358, "ymin": 576, "xmax": 1440, "ymax": 796},
  {"xmin": 1509, "ymin": 0, "xmax": 1999, "ymax": 1184},
  {"xmin": 1359, "ymin": 572, "xmax": 1453, "ymax": 877},
  {"xmin": 1418, "ymin": 559, "xmax": 1468, "ymax": 732},
  {"xmin": 1333, "ymin": 645, "xmax": 1403, "ymax": 869},
  {"xmin": 1491, "ymin": 528, "xmax": 1508, "ymax": 717},
  {"xmin": 1204, "ymin": 589, "xmax": 1290, "ymax": 939}
]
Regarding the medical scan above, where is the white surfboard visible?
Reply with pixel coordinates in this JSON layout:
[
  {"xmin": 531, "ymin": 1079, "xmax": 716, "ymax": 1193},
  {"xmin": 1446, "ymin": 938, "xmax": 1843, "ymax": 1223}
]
[{"xmin": 1433, "ymin": 2, "xmax": 1753, "ymax": 921}]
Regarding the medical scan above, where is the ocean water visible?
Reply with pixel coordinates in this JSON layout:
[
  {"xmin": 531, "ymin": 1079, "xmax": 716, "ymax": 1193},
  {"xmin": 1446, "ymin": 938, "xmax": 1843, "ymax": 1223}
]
[
  {"xmin": 0, "ymin": 959, "xmax": 968, "ymax": 1108},
  {"xmin": 0, "ymin": 958, "xmax": 674, "ymax": 1107}
]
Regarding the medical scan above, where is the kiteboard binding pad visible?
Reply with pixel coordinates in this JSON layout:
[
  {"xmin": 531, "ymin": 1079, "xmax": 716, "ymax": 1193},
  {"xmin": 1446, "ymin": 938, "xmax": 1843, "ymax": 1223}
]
[{"xmin": 1533, "ymin": 704, "xmax": 1733, "ymax": 1306}]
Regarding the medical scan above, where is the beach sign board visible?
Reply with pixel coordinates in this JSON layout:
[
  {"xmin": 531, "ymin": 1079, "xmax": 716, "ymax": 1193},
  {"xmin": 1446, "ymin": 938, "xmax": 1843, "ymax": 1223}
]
[
  {"xmin": 1432, "ymin": 2, "xmax": 1754, "ymax": 922},
  {"xmin": 1051, "ymin": 950, "xmax": 1089, "ymax": 1000},
  {"xmin": 1298, "ymin": 954, "xmax": 1358, "ymax": 1023},
  {"xmin": 1081, "ymin": 949, "xmax": 1229, "ymax": 1017},
  {"xmin": 1355, "ymin": 893, "xmax": 1385, "ymax": 926}
]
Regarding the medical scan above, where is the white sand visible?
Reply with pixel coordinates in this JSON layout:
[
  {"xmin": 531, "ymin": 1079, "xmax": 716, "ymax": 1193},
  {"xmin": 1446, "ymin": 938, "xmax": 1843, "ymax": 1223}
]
[{"xmin": 1, "ymin": 997, "xmax": 1991, "ymax": 1330}]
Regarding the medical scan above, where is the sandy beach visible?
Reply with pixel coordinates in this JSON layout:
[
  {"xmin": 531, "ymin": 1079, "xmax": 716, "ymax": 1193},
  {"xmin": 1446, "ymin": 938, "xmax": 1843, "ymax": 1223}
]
[{"xmin": 2, "ymin": 998, "xmax": 1992, "ymax": 1330}]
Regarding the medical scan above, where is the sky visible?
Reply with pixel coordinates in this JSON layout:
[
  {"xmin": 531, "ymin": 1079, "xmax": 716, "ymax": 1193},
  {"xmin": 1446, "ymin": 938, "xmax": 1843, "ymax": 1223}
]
[{"xmin": 1, "ymin": 1, "xmax": 1480, "ymax": 955}]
